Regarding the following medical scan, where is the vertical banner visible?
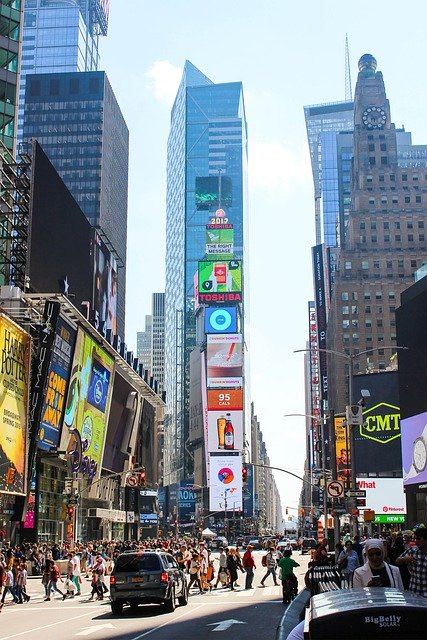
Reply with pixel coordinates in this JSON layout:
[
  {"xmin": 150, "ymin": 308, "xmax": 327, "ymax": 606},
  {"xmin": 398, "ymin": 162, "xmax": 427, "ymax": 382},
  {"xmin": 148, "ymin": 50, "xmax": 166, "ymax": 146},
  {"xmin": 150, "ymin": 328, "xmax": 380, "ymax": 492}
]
[
  {"xmin": 312, "ymin": 245, "xmax": 328, "ymax": 403},
  {"xmin": 335, "ymin": 416, "xmax": 351, "ymax": 487},
  {"xmin": 0, "ymin": 315, "xmax": 31, "ymax": 495}
]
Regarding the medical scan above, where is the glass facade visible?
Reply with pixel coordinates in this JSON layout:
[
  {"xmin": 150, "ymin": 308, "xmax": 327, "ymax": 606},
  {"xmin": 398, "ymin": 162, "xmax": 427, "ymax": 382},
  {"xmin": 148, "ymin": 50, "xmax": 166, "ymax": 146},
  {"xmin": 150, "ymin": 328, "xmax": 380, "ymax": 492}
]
[
  {"xmin": 22, "ymin": 71, "xmax": 129, "ymax": 336},
  {"xmin": 164, "ymin": 61, "xmax": 248, "ymax": 484},
  {"xmin": 0, "ymin": 0, "xmax": 22, "ymax": 152},
  {"xmin": 18, "ymin": 0, "xmax": 106, "ymax": 144}
]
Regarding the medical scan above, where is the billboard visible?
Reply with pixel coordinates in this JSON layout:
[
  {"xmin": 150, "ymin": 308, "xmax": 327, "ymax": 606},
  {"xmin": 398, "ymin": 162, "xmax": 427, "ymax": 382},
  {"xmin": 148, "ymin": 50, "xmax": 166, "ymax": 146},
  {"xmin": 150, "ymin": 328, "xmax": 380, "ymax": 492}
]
[
  {"xmin": 60, "ymin": 328, "xmax": 115, "ymax": 479},
  {"xmin": 209, "ymin": 452, "xmax": 243, "ymax": 512},
  {"xmin": 206, "ymin": 334, "xmax": 243, "ymax": 388},
  {"xmin": 356, "ymin": 477, "xmax": 405, "ymax": 516},
  {"xmin": 334, "ymin": 415, "xmax": 351, "ymax": 487},
  {"xmin": 198, "ymin": 260, "xmax": 242, "ymax": 304},
  {"xmin": 179, "ymin": 479, "xmax": 197, "ymax": 523},
  {"xmin": 37, "ymin": 316, "xmax": 76, "ymax": 451},
  {"xmin": 195, "ymin": 176, "xmax": 232, "ymax": 209},
  {"xmin": 352, "ymin": 372, "xmax": 402, "ymax": 476},
  {"xmin": 401, "ymin": 411, "xmax": 427, "ymax": 486},
  {"xmin": 189, "ymin": 349, "xmax": 204, "ymax": 442},
  {"xmin": 205, "ymin": 307, "xmax": 238, "ymax": 334},
  {"xmin": 0, "ymin": 315, "xmax": 31, "ymax": 495},
  {"xmin": 207, "ymin": 410, "xmax": 243, "ymax": 453},
  {"xmin": 102, "ymin": 373, "xmax": 139, "ymax": 473},
  {"xmin": 207, "ymin": 389, "xmax": 243, "ymax": 411},
  {"xmin": 205, "ymin": 228, "xmax": 234, "ymax": 259},
  {"xmin": 92, "ymin": 231, "xmax": 118, "ymax": 336},
  {"xmin": 312, "ymin": 245, "xmax": 329, "ymax": 402}
]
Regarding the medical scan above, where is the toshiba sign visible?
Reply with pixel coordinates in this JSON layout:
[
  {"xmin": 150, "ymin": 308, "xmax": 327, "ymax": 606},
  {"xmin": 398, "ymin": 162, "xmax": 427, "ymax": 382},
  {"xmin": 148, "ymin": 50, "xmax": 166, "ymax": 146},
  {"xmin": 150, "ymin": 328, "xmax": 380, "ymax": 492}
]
[{"xmin": 356, "ymin": 478, "xmax": 405, "ymax": 515}]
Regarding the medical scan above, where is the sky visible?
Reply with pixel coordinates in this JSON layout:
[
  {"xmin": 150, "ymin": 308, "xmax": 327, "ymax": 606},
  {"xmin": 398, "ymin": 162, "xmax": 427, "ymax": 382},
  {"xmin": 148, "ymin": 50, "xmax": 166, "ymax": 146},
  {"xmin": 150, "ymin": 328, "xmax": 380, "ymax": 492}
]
[{"xmin": 99, "ymin": 1, "xmax": 427, "ymax": 515}]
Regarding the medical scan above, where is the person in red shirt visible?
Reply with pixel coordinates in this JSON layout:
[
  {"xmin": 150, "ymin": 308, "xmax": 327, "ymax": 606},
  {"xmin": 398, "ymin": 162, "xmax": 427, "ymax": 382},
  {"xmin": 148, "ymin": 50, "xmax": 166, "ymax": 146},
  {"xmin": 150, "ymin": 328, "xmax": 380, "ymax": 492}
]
[{"xmin": 242, "ymin": 544, "xmax": 256, "ymax": 589}]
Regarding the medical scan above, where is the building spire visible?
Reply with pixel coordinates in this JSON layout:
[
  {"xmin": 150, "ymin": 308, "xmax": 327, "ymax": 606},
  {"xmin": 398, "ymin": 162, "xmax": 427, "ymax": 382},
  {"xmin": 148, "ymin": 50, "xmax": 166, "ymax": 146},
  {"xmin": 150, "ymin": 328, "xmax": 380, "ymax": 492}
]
[{"xmin": 345, "ymin": 34, "xmax": 352, "ymax": 100}]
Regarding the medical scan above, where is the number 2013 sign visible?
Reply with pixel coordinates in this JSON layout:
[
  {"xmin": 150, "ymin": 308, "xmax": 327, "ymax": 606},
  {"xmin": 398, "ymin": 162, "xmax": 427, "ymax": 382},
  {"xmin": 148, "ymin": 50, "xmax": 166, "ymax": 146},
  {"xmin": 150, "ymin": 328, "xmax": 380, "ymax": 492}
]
[{"xmin": 208, "ymin": 389, "xmax": 243, "ymax": 411}]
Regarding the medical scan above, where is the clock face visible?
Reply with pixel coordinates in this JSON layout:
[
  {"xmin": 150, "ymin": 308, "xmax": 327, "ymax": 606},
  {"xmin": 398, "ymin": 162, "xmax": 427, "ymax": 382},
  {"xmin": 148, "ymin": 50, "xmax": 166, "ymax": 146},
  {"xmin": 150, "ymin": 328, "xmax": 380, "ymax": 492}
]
[
  {"xmin": 362, "ymin": 106, "xmax": 387, "ymax": 130},
  {"xmin": 413, "ymin": 437, "xmax": 427, "ymax": 473}
]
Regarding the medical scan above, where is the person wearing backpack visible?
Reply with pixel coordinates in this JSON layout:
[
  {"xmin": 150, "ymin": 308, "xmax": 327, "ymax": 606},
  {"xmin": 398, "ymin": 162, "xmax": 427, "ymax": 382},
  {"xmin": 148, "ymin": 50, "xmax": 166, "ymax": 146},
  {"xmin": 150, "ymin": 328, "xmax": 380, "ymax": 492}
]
[{"xmin": 259, "ymin": 547, "xmax": 278, "ymax": 587}]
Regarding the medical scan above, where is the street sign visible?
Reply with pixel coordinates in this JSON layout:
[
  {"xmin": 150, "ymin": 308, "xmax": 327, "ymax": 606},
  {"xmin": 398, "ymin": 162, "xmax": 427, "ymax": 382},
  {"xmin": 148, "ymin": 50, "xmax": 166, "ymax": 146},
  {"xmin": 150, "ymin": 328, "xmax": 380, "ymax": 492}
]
[
  {"xmin": 346, "ymin": 404, "xmax": 363, "ymax": 427},
  {"xmin": 344, "ymin": 490, "xmax": 366, "ymax": 498},
  {"xmin": 332, "ymin": 507, "xmax": 347, "ymax": 514},
  {"xmin": 327, "ymin": 480, "xmax": 344, "ymax": 498}
]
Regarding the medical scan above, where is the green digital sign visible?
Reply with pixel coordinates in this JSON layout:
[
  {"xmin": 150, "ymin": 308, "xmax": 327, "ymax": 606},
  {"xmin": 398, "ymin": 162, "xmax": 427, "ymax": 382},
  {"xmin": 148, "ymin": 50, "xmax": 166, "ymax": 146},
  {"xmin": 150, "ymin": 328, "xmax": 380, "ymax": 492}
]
[
  {"xmin": 374, "ymin": 514, "xmax": 406, "ymax": 523},
  {"xmin": 198, "ymin": 260, "xmax": 242, "ymax": 304},
  {"xmin": 205, "ymin": 227, "xmax": 234, "ymax": 259}
]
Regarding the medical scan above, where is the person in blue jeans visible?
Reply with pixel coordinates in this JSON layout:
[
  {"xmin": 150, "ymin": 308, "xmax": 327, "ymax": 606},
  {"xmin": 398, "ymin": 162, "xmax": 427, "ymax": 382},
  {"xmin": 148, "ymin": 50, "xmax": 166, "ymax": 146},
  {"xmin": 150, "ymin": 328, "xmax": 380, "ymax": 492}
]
[
  {"xmin": 45, "ymin": 562, "xmax": 65, "ymax": 601},
  {"xmin": 260, "ymin": 547, "xmax": 278, "ymax": 586}
]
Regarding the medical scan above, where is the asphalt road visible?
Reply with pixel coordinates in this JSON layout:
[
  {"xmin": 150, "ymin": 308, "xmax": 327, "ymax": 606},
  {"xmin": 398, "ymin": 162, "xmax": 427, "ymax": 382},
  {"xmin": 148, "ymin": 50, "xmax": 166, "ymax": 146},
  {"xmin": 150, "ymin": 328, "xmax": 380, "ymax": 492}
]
[{"xmin": 0, "ymin": 551, "xmax": 311, "ymax": 640}]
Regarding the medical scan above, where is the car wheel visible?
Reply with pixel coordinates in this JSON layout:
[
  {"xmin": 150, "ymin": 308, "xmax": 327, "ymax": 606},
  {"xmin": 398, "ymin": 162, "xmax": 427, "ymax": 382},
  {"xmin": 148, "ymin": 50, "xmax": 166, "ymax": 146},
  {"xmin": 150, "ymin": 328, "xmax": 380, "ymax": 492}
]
[
  {"xmin": 111, "ymin": 601, "xmax": 123, "ymax": 615},
  {"xmin": 163, "ymin": 588, "xmax": 175, "ymax": 613},
  {"xmin": 178, "ymin": 585, "xmax": 188, "ymax": 607}
]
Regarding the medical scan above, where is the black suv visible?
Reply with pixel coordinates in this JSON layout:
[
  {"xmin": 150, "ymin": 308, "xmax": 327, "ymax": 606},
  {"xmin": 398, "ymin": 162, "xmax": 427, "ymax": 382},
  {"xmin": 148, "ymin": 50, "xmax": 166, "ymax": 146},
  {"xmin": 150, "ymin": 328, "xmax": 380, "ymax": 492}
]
[{"xmin": 109, "ymin": 551, "xmax": 188, "ymax": 615}]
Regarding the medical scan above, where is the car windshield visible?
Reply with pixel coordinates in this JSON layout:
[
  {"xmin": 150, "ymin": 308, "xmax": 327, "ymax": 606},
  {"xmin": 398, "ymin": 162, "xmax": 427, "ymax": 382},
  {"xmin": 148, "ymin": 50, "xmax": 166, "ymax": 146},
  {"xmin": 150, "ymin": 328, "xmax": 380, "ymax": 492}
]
[{"xmin": 115, "ymin": 554, "xmax": 161, "ymax": 573}]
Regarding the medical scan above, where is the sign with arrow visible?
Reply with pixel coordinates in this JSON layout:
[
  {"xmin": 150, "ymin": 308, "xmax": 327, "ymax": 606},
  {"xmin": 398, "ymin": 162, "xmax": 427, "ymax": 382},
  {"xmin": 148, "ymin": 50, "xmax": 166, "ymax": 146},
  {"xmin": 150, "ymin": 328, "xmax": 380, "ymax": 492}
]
[
  {"xmin": 207, "ymin": 620, "xmax": 247, "ymax": 632},
  {"xmin": 327, "ymin": 480, "xmax": 344, "ymax": 498},
  {"xmin": 345, "ymin": 490, "xmax": 366, "ymax": 498}
]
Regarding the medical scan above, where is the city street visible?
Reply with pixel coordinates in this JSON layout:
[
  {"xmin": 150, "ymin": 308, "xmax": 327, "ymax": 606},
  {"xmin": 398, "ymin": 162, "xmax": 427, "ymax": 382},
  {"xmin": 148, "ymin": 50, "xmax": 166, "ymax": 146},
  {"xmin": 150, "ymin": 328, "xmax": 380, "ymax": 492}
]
[{"xmin": 0, "ymin": 552, "xmax": 311, "ymax": 640}]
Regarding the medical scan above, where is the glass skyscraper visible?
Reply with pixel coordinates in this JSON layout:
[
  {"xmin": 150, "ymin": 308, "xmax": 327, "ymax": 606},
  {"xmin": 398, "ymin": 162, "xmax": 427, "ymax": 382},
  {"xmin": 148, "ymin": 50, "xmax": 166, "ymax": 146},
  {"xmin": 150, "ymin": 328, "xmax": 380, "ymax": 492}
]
[
  {"xmin": 0, "ymin": 0, "xmax": 23, "ymax": 153},
  {"xmin": 22, "ymin": 70, "xmax": 128, "ymax": 336},
  {"xmin": 164, "ymin": 61, "xmax": 248, "ymax": 484},
  {"xmin": 18, "ymin": 0, "xmax": 109, "ymax": 142}
]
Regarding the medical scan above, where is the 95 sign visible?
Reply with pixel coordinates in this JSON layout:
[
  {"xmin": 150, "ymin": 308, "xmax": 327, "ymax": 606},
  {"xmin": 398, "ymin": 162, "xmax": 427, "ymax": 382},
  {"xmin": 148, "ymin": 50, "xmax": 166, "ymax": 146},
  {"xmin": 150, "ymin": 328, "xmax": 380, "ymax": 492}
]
[{"xmin": 208, "ymin": 389, "xmax": 243, "ymax": 411}]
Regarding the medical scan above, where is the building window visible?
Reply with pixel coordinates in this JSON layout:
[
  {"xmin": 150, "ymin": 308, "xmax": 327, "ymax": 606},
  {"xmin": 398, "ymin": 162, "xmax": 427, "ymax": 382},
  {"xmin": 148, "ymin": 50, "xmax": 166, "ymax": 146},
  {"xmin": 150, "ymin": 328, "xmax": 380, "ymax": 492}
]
[
  {"xmin": 405, "ymin": 196, "xmax": 410, "ymax": 203},
  {"xmin": 380, "ymin": 143, "xmax": 387, "ymax": 151},
  {"xmin": 381, "ymin": 196, "xmax": 387, "ymax": 205},
  {"xmin": 369, "ymin": 157, "xmax": 376, "ymax": 166},
  {"xmin": 398, "ymin": 260, "xmax": 404, "ymax": 268},
  {"xmin": 408, "ymin": 234, "xmax": 414, "ymax": 242},
  {"xmin": 419, "ymin": 221, "xmax": 425, "ymax": 228},
  {"xmin": 389, "ymin": 292, "xmax": 395, "ymax": 299},
  {"xmin": 395, "ymin": 221, "xmax": 401, "ymax": 229},
  {"xmin": 342, "ymin": 320, "xmax": 350, "ymax": 329},
  {"xmin": 376, "ymin": 292, "xmax": 382, "ymax": 300},
  {"xmin": 381, "ymin": 157, "xmax": 387, "ymax": 165},
  {"xmin": 392, "ymin": 196, "xmax": 398, "ymax": 204},
  {"xmin": 369, "ymin": 197, "xmax": 375, "ymax": 205},
  {"xmin": 420, "ymin": 234, "xmax": 425, "ymax": 241},
  {"xmin": 352, "ymin": 320, "xmax": 359, "ymax": 328},
  {"xmin": 364, "ymin": 292, "xmax": 371, "ymax": 300},
  {"xmin": 342, "ymin": 306, "xmax": 349, "ymax": 315},
  {"xmin": 341, "ymin": 292, "xmax": 349, "ymax": 300},
  {"xmin": 345, "ymin": 261, "xmax": 352, "ymax": 270},
  {"xmin": 407, "ymin": 221, "xmax": 413, "ymax": 229},
  {"xmin": 365, "ymin": 319, "xmax": 372, "ymax": 327},
  {"xmin": 402, "ymin": 174, "xmax": 408, "ymax": 181},
  {"xmin": 395, "ymin": 235, "xmax": 401, "ymax": 241},
  {"xmin": 352, "ymin": 292, "xmax": 358, "ymax": 301},
  {"xmin": 377, "ymin": 319, "xmax": 383, "ymax": 327},
  {"xmin": 416, "ymin": 195, "xmax": 422, "ymax": 203},
  {"xmin": 411, "ymin": 260, "xmax": 417, "ymax": 268},
  {"xmin": 389, "ymin": 306, "xmax": 395, "ymax": 312},
  {"xmin": 384, "ymin": 234, "xmax": 390, "ymax": 242},
  {"xmin": 373, "ymin": 261, "xmax": 380, "ymax": 269},
  {"xmin": 379, "ymin": 174, "xmax": 385, "ymax": 182},
  {"xmin": 360, "ymin": 222, "xmax": 366, "ymax": 230},
  {"xmin": 362, "ymin": 261, "xmax": 369, "ymax": 270},
  {"xmin": 351, "ymin": 305, "xmax": 358, "ymax": 314},
  {"xmin": 371, "ymin": 222, "xmax": 377, "ymax": 229},
  {"xmin": 369, "ymin": 143, "xmax": 375, "ymax": 152},
  {"xmin": 390, "ymin": 174, "xmax": 395, "ymax": 181},
  {"xmin": 366, "ymin": 175, "xmax": 373, "ymax": 183},
  {"xmin": 386, "ymin": 261, "xmax": 392, "ymax": 269},
  {"xmin": 372, "ymin": 236, "xmax": 377, "ymax": 243}
]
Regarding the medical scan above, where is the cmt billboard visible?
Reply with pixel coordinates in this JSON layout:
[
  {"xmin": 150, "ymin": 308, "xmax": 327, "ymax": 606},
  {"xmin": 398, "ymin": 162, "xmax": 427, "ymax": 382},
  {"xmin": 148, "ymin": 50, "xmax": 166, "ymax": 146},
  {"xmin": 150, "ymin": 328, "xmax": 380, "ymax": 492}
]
[
  {"xmin": 60, "ymin": 328, "xmax": 115, "ymax": 479},
  {"xmin": 198, "ymin": 260, "xmax": 242, "ymax": 304},
  {"xmin": 352, "ymin": 371, "xmax": 402, "ymax": 476},
  {"xmin": 206, "ymin": 334, "xmax": 243, "ymax": 388},
  {"xmin": 37, "ymin": 316, "xmax": 76, "ymax": 451},
  {"xmin": 0, "ymin": 316, "xmax": 31, "ymax": 495},
  {"xmin": 209, "ymin": 452, "xmax": 243, "ymax": 512}
]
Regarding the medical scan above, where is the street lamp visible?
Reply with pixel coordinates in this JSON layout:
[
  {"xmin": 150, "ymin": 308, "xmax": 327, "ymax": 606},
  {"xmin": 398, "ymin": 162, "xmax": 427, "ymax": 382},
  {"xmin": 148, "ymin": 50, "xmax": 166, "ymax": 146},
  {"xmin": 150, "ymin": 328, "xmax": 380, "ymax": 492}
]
[
  {"xmin": 294, "ymin": 345, "xmax": 408, "ymax": 535},
  {"xmin": 284, "ymin": 413, "xmax": 330, "ymax": 542}
]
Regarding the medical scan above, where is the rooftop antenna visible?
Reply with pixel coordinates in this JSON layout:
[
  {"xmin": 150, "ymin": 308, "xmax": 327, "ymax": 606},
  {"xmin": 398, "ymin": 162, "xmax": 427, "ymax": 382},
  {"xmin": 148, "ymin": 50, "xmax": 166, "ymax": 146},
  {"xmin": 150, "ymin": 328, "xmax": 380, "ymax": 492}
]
[{"xmin": 345, "ymin": 33, "xmax": 352, "ymax": 100}]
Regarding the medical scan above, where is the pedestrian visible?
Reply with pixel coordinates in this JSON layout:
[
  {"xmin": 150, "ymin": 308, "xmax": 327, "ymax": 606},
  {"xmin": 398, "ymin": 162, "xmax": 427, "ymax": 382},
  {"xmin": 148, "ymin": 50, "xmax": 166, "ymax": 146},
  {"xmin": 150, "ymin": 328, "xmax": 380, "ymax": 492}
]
[
  {"xmin": 45, "ymin": 561, "xmax": 65, "ymax": 600},
  {"xmin": 226, "ymin": 547, "xmax": 241, "ymax": 590},
  {"xmin": 42, "ymin": 559, "xmax": 52, "ymax": 598},
  {"xmin": 338, "ymin": 540, "xmax": 360, "ymax": 586},
  {"xmin": 242, "ymin": 544, "xmax": 256, "ymax": 589},
  {"xmin": 389, "ymin": 535, "xmax": 410, "ymax": 589},
  {"xmin": 15, "ymin": 562, "xmax": 30, "ymax": 603},
  {"xmin": 353, "ymin": 538, "xmax": 403, "ymax": 588},
  {"xmin": 396, "ymin": 527, "xmax": 427, "ymax": 597},
  {"xmin": 0, "ymin": 565, "xmax": 16, "ymax": 607},
  {"xmin": 214, "ymin": 547, "xmax": 228, "ymax": 588},
  {"xmin": 71, "ymin": 549, "xmax": 82, "ymax": 595},
  {"xmin": 259, "ymin": 546, "xmax": 278, "ymax": 587},
  {"xmin": 278, "ymin": 549, "xmax": 300, "ymax": 602},
  {"xmin": 198, "ymin": 542, "xmax": 209, "ymax": 591},
  {"xmin": 188, "ymin": 553, "xmax": 204, "ymax": 594},
  {"xmin": 94, "ymin": 555, "xmax": 108, "ymax": 597},
  {"xmin": 352, "ymin": 536, "xmax": 364, "ymax": 567}
]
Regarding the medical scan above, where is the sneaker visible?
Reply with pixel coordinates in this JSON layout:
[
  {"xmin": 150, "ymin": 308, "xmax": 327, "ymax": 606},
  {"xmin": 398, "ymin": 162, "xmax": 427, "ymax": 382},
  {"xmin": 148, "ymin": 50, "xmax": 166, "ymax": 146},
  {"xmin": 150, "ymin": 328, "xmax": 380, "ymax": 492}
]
[
  {"xmin": 259, "ymin": 584, "xmax": 265, "ymax": 588},
  {"xmin": 26, "ymin": 596, "xmax": 30, "ymax": 603},
  {"xmin": 62, "ymin": 594, "xmax": 67, "ymax": 601},
  {"xmin": 44, "ymin": 598, "xmax": 50, "ymax": 602}
]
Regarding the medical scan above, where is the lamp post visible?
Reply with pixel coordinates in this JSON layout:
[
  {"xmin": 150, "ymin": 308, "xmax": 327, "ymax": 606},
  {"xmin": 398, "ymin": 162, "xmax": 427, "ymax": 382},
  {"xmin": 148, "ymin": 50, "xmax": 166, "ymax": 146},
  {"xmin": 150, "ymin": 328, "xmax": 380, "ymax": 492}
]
[
  {"xmin": 284, "ymin": 413, "xmax": 330, "ymax": 543},
  {"xmin": 294, "ymin": 346, "xmax": 408, "ymax": 535}
]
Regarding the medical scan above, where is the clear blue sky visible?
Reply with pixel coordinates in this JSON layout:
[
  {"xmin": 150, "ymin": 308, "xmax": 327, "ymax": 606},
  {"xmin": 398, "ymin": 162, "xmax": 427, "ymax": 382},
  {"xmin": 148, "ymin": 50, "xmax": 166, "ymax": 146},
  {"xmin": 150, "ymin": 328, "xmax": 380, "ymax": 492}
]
[{"xmin": 99, "ymin": 1, "xmax": 427, "ymax": 512}]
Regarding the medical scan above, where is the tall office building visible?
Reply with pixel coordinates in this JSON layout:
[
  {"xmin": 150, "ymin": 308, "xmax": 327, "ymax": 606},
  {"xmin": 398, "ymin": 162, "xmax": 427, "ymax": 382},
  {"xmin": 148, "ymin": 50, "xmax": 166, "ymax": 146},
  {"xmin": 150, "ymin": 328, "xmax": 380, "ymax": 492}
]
[
  {"xmin": 326, "ymin": 54, "xmax": 427, "ymax": 412},
  {"xmin": 0, "ymin": 0, "xmax": 23, "ymax": 154},
  {"xmin": 22, "ymin": 70, "xmax": 128, "ymax": 335},
  {"xmin": 18, "ymin": 0, "xmax": 109, "ymax": 141},
  {"xmin": 164, "ymin": 61, "xmax": 248, "ymax": 484},
  {"xmin": 151, "ymin": 292, "xmax": 165, "ymax": 395},
  {"xmin": 137, "ymin": 315, "xmax": 153, "ymax": 374}
]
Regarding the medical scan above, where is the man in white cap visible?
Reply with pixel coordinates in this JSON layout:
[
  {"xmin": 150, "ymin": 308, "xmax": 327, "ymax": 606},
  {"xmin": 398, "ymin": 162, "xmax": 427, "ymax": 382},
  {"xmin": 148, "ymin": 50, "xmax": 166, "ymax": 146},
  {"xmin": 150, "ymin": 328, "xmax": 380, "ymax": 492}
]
[{"xmin": 353, "ymin": 538, "xmax": 403, "ymax": 589}]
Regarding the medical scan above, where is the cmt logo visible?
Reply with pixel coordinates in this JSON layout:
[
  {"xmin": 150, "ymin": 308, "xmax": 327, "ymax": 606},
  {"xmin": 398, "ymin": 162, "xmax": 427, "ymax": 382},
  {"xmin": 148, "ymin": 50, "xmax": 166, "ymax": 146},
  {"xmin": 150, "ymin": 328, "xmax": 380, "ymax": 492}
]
[{"xmin": 360, "ymin": 402, "xmax": 401, "ymax": 444}]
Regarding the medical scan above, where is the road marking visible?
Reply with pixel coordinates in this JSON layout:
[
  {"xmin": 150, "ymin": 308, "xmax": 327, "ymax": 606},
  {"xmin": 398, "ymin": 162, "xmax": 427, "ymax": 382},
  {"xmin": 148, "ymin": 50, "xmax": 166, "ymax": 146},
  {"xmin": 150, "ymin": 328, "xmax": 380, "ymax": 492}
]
[
  {"xmin": 207, "ymin": 619, "xmax": 246, "ymax": 632},
  {"xmin": 0, "ymin": 611, "xmax": 95, "ymax": 640},
  {"xmin": 128, "ymin": 604, "xmax": 204, "ymax": 640},
  {"xmin": 76, "ymin": 623, "xmax": 116, "ymax": 636}
]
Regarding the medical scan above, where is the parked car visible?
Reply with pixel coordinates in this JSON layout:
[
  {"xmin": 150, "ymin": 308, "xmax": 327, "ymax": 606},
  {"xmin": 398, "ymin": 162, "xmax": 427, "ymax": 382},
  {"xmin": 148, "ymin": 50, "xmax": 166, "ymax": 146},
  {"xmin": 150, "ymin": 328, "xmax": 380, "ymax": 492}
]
[
  {"xmin": 301, "ymin": 537, "xmax": 317, "ymax": 554},
  {"xmin": 247, "ymin": 538, "xmax": 263, "ymax": 550},
  {"xmin": 210, "ymin": 536, "xmax": 229, "ymax": 550},
  {"xmin": 109, "ymin": 550, "xmax": 188, "ymax": 615}
]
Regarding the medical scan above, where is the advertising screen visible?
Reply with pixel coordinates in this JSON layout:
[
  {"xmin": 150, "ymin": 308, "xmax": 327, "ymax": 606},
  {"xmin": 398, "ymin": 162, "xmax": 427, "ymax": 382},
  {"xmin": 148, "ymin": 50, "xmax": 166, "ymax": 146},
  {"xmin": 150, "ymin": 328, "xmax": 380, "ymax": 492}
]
[
  {"xmin": 179, "ymin": 479, "xmax": 197, "ymax": 523},
  {"xmin": 352, "ymin": 372, "xmax": 402, "ymax": 476},
  {"xmin": 189, "ymin": 349, "xmax": 203, "ymax": 442},
  {"xmin": 198, "ymin": 260, "xmax": 242, "ymax": 304},
  {"xmin": 60, "ymin": 329, "xmax": 114, "ymax": 479},
  {"xmin": 401, "ymin": 411, "xmax": 427, "ymax": 486},
  {"xmin": 356, "ymin": 477, "xmax": 405, "ymax": 516},
  {"xmin": 206, "ymin": 334, "xmax": 243, "ymax": 388},
  {"xmin": 207, "ymin": 410, "xmax": 243, "ymax": 453},
  {"xmin": 195, "ymin": 176, "xmax": 232, "ymax": 209},
  {"xmin": 205, "ymin": 307, "xmax": 238, "ymax": 334},
  {"xmin": 0, "ymin": 315, "xmax": 31, "ymax": 495},
  {"xmin": 92, "ymin": 231, "xmax": 118, "ymax": 335},
  {"xmin": 102, "ymin": 373, "xmax": 139, "ymax": 473},
  {"xmin": 209, "ymin": 452, "xmax": 243, "ymax": 512},
  {"xmin": 205, "ymin": 228, "xmax": 234, "ymax": 259},
  {"xmin": 334, "ymin": 416, "xmax": 351, "ymax": 487},
  {"xmin": 207, "ymin": 389, "xmax": 243, "ymax": 411},
  {"xmin": 37, "ymin": 316, "xmax": 76, "ymax": 451}
]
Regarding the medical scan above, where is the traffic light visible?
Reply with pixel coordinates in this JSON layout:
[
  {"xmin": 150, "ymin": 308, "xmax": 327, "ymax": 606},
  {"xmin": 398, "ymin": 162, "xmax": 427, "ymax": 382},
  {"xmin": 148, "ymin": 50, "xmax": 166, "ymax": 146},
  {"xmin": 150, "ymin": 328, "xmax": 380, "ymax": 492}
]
[
  {"xmin": 67, "ymin": 506, "xmax": 74, "ymax": 521},
  {"xmin": 285, "ymin": 507, "xmax": 288, "ymax": 515},
  {"xmin": 139, "ymin": 470, "xmax": 146, "ymax": 487},
  {"xmin": 242, "ymin": 466, "xmax": 248, "ymax": 483}
]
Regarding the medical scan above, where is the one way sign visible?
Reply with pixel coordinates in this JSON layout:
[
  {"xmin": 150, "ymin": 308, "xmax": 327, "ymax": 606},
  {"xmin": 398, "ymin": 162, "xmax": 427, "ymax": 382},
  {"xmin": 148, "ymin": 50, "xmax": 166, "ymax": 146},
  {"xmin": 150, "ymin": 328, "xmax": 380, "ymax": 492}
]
[{"xmin": 345, "ymin": 490, "xmax": 366, "ymax": 498}]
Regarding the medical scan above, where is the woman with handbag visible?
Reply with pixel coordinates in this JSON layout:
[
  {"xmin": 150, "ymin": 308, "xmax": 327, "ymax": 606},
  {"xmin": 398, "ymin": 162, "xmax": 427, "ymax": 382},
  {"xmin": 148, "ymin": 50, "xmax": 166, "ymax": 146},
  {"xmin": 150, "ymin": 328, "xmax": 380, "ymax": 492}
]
[{"xmin": 337, "ymin": 540, "xmax": 360, "ymax": 586}]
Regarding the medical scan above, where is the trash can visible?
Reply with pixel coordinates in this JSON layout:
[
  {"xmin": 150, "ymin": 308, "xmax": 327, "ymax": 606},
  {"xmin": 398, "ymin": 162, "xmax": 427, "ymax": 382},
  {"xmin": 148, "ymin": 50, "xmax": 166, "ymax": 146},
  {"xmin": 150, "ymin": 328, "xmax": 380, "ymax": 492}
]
[{"xmin": 305, "ymin": 587, "xmax": 427, "ymax": 639}]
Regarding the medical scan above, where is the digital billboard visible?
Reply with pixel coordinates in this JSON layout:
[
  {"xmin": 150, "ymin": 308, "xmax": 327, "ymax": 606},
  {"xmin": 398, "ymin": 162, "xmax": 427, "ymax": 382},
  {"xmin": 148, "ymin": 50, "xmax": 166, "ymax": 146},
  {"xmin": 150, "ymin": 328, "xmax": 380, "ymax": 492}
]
[
  {"xmin": 207, "ymin": 389, "xmax": 243, "ymax": 411},
  {"xmin": 205, "ymin": 307, "xmax": 238, "ymax": 334},
  {"xmin": 206, "ymin": 334, "xmax": 243, "ymax": 388},
  {"xmin": 312, "ymin": 245, "xmax": 329, "ymax": 403},
  {"xmin": 92, "ymin": 231, "xmax": 118, "ymax": 336},
  {"xmin": 356, "ymin": 477, "xmax": 405, "ymax": 516},
  {"xmin": 60, "ymin": 328, "xmax": 115, "ymax": 479},
  {"xmin": 334, "ymin": 416, "xmax": 351, "ymax": 487},
  {"xmin": 401, "ymin": 411, "xmax": 427, "ymax": 486},
  {"xmin": 209, "ymin": 452, "xmax": 243, "ymax": 512},
  {"xmin": 352, "ymin": 372, "xmax": 402, "ymax": 476},
  {"xmin": 207, "ymin": 410, "xmax": 243, "ymax": 453},
  {"xmin": 198, "ymin": 260, "xmax": 242, "ymax": 304},
  {"xmin": 189, "ymin": 349, "xmax": 204, "ymax": 442},
  {"xmin": 0, "ymin": 315, "xmax": 31, "ymax": 495},
  {"xmin": 195, "ymin": 176, "xmax": 232, "ymax": 209},
  {"xmin": 205, "ymin": 228, "xmax": 234, "ymax": 259},
  {"xmin": 37, "ymin": 316, "xmax": 76, "ymax": 451},
  {"xmin": 102, "ymin": 373, "xmax": 139, "ymax": 473},
  {"xmin": 179, "ymin": 479, "xmax": 197, "ymax": 524}
]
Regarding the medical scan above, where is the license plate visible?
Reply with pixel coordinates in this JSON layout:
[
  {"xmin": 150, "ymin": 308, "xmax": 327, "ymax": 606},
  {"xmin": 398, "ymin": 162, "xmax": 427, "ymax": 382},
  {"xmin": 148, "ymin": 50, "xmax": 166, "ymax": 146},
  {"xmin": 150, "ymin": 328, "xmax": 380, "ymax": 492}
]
[{"xmin": 131, "ymin": 576, "xmax": 144, "ymax": 583}]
